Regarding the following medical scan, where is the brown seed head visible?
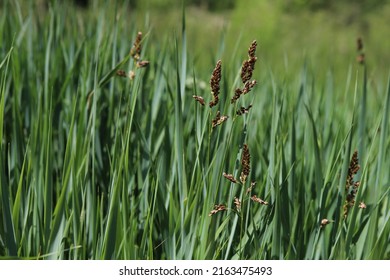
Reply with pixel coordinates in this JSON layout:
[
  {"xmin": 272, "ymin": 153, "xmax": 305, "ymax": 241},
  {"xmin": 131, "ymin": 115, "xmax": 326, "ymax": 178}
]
[
  {"xmin": 246, "ymin": 181, "xmax": 256, "ymax": 194},
  {"xmin": 130, "ymin": 31, "xmax": 142, "ymax": 60},
  {"xmin": 223, "ymin": 172, "xmax": 238, "ymax": 184},
  {"xmin": 240, "ymin": 144, "xmax": 250, "ymax": 184},
  {"xmin": 250, "ymin": 195, "xmax": 268, "ymax": 205},
  {"xmin": 248, "ymin": 40, "xmax": 257, "ymax": 59},
  {"xmin": 357, "ymin": 53, "xmax": 365, "ymax": 65},
  {"xmin": 346, "ymin": 151, "xmax": 359, "ymax": 187},
  {"xmin": 242, "ymin": 80, "xmax": 257, "ymax": 95},
  {"xmin": 344, "ymin": 150, "xmax": 360, "ymax": 218},
  {"xmin": 116, "ymin": 70, "xmax": 127, "ymax": 77},
  {"xmin": 237, "ymin": 104, "xmax": 253, "ymax": 116},
  {"xmin": 212, "ymin": 111, "xmax": 228, "ymax": 129},
  {"xmin": 231, "ymin": 88, "xmax": 243, "ymax": 104},
  {"xmin": 357, "ymin": 37, "xmax": 363, "ymax": 52},
  {"xmin": 241, "ymin": 57, "xmax": 257, "ymax": 84},
  {"xmin": 234, "ymin": 197, "xmax": 241, "ymax": 210},
  {"xmin": 193, "ymin": 95, "xmax": 205, "ymax": 106},
  {"xmin": 136, "ymin": 60, "xmax": 149, "ymax": 68},
  {"xmin": 209, "ymin": 60, "xmax": 222, "ymax": 108},
  {"xmin": 358, "ymin": 201, "xmax": 367, "ymax": 209},
  {"xmin": 231, "ymin": 41, "xmax": 258, "ymax": 103},
  {"xmin": 320, "ymin": 219, "xmax": 330, "ymax": 228},
  {"xmin": 208, "ymin": 204, "xmax": 227, "ymax": 216},
  {"xmin": 129, "ymin": 70, "xmax": 136, "ymax": 80}
]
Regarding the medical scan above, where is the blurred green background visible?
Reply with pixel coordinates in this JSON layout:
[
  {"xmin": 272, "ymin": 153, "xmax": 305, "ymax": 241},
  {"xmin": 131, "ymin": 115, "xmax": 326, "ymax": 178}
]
[
  {"xmin": 131, "ymin": 0, "xmax": 390, "ymax": 79},
  {"xmin": 17, "ymin": 0, "xmax": 390, "ymax": 79}
]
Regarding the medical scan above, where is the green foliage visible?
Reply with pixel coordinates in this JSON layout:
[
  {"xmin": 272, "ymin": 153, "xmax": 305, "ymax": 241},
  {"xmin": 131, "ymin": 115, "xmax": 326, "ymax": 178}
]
[{"xmin": 0, "ymin": 0, "xmax": 389, "ymax": 260}]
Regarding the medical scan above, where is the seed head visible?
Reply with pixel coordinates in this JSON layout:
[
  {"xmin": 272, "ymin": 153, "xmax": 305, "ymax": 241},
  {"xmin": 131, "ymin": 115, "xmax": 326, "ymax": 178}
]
[
  {"xmin": 357, "ymin": 53, "xmax": 365, "ymax": 65},
  {"xmin": 136, "ymin": 60, "xmax": 149, "ymax": 68},
  {"xmin": 130, "ymin": 31, "xmax": 142, "ymax": 60},
  {"xmin": 246, "ymin": 181, "xmax": 256, "ymax": 194},
  {"xmin": 344, "ymin": 150, "xmax": 360, "ymax": 218},
  {"xmin": 357, "ymin": 37, "xmax": 363, "ymax": 52},
  {"xmin": 212, "ymin": 111, "xmax": 228, "ymax": 129},
  {"xmin": 193, "ymin": 95, "xmax": 205, "ymax": 106},
  {"xmin": 116, "ymin": 70, "xmax": 127, "ymax": 77},
  {"xmin": 358, "ymin": 201, "xmax": 367, "ymax": 209},
  {"xmin": 209, "ymin": 60, "xmax": 222, "ymax": 108},
  {"xmin": 236, "ymin": 104, "xmax": 253, "ymax": 116},
  {"xmin": 231, "ymin": 88, "xmax": 243, "ymax": 104},
  {"xmin": 320, "ymin": 218, "xmax": 331, "ymax": 228},
  {"xmin": 208, "ymin": 204, "xmax": 227, "ymax": 216},
  {"xmin": 240, "ymin": 144, "xmax": 250, "ymax": 184},
  {"xmin": 234, "ymin": 197, "xmax": 241, "ymax": 210},
  {"xmin": 223, "ymin": 172, "xmax": 238, "ymax": 184},
  {"xmin": 356, "ymin": 37, "xmax": 365, "ymax": 65},
  {"xmin": 242, "ymin": 80, "xmax": 257, "ymax": 95},
  {"xmin": 248, "ymin": 40, "xmax": 257, "ymax": 59},
  {"xmin": 250, "ymin": 195, "xmax": 268, "ymax": 205}
]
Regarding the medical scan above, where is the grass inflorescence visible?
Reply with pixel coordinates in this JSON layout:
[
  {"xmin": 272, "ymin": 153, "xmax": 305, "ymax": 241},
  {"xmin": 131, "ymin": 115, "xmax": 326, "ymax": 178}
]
[{"xmin": 0, "ymin": 0, "xmax": 389, "ymax": 260}]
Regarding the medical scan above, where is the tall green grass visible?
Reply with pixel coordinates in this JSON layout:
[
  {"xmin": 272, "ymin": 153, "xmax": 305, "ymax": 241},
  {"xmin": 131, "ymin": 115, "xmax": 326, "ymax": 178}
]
[{"xmin": 0, "ymin": 0, "xmax": 389, "ymax": 260}]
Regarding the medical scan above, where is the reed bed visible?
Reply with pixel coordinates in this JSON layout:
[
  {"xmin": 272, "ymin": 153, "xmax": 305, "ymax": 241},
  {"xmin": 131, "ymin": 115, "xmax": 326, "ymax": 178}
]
[{"xmin": 0, "ymin": 0, "xmax": 389, "ymax": 260}]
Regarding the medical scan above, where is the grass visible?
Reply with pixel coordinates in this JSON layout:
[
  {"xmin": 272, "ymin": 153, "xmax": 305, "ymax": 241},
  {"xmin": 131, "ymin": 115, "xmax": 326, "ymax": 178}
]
[{"xmin": 0, "ymin": 0, "xmax": 389, "ymax": 260}]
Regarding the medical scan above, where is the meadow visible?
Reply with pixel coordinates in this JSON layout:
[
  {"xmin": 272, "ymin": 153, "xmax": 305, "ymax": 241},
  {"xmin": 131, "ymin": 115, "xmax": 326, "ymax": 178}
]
[{"xmin": 0, "ymin": 0, "xmax": 389, "ymax": 259}]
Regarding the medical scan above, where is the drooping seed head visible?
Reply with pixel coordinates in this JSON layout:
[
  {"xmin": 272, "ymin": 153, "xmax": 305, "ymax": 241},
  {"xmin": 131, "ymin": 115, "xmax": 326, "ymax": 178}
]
[
  {"xmin": 208, "ymin": 204, "xmax": 227, "ymax": 216},
  {"xmin": 223, "ymin": 172, "xmax": 238, "ymax": 184}
]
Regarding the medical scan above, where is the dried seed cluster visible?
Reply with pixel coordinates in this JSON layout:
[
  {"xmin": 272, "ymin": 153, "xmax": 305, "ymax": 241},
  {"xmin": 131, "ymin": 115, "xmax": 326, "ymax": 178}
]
[
  {"xmin": 130, "ymin": 31, "xmax": 142, "ymax": 60},
  {"xmin": 208, "ymin": 204, "xmax": 227, "ymax": 216},
  {"xmin": 192, "ymin": 41, "xmax": 259, "ymax": 133},
  {"xmin": 240, "ymin": 144, "xmax": 250, "ymax": 184},
  {"xmin": 231, "ymin": 40, "xmax": 258, "ymax": 104},
  {"xmin": 192, "ymin": 95, "xmax": 205, "ymax": 106},
  {"xmin": 200, "ymin": 41, "xmax": 267, "ymax": 217},
  {"xmin": 236, "ymin": 104, "xmax": 253, "ymax": 116},
  {"xmin": 209, "ymin": 60, "xmax": 222, "ymax": 108},
  {"xmin": 320, "ymin": 219, "xmax": 330, "ymax": 228},
  {"xmin": 212, "ymin": 111, "xmax": 229, "ymax": 128},
  {"xmin": 117, "ymin": 31, "xmax": 149, "ymax": 80},
  {"xmin": 246, "ymin": 181, "xmax": 256, "ymax": 194},
  {"xmin": 216, "ymin": 143, "xmax": 267, "ymax": 216},
  {"xmin": 234, "ymin": 197, "xmax": 241, "ymax": 210},
  {"xmin": 356, "ymin": 37, "xmax": 365, "ymax": 65},
  {"xmin": 343, "ymin": 150, "xmax": 361, "ymax": 218},
  {"xmin": 223, "ymin": 172, "xmax": 238, "ymax": 184},
  {"xmin": 250, "ymin": 195, "xmax": 268, "ymax": 205}
]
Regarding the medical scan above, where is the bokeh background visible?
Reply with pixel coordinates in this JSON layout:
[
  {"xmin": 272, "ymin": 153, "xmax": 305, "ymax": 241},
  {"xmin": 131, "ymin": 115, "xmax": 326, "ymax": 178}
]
[{"xmin": 27, "ymin": 0, "xmax": 390, "ymax": 77}]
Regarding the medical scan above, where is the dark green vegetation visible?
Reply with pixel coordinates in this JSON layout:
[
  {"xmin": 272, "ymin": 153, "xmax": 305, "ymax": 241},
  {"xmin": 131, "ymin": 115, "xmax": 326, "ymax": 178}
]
[{"xmin": 0, "ymin": 0, "xmax": 389, "ymax": 259}]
